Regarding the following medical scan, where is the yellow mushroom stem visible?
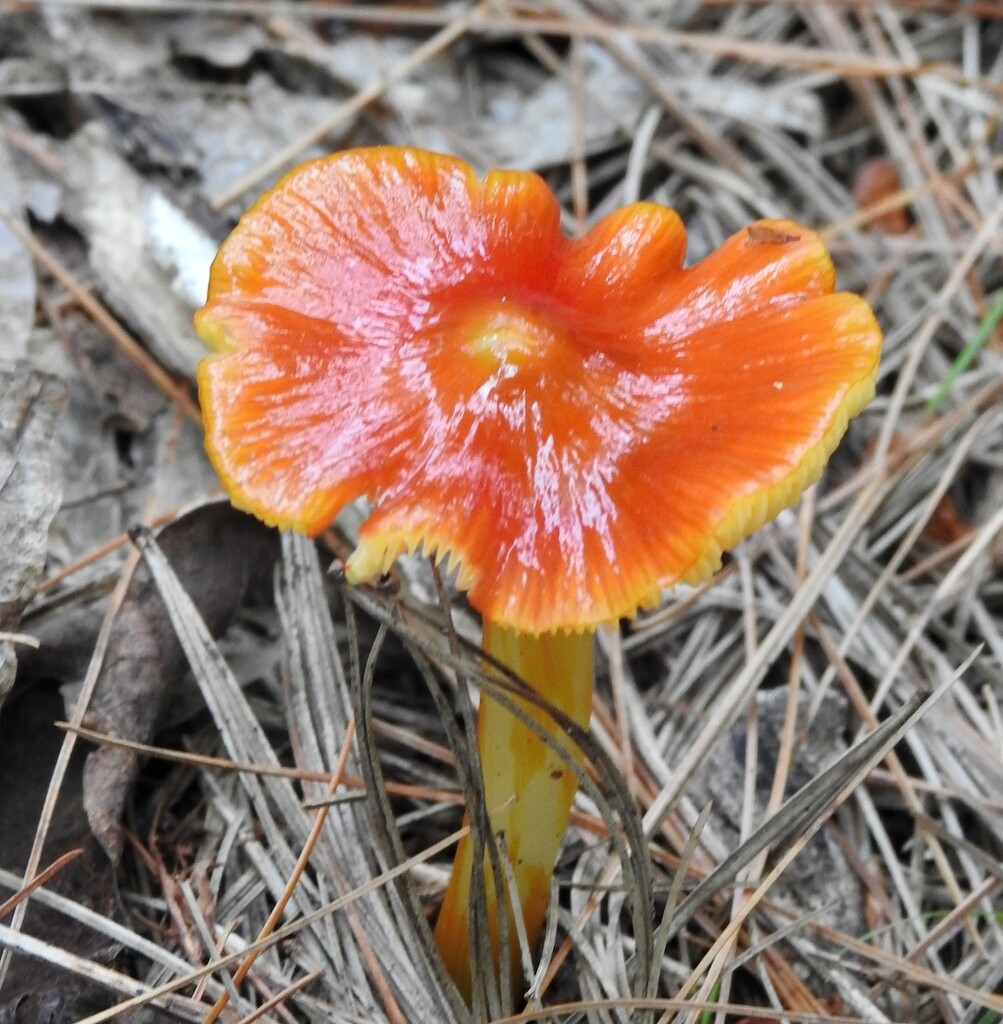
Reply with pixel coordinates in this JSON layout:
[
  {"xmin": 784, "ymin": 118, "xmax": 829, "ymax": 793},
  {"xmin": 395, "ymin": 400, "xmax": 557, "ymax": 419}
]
[{"xmin": 434, "ymin": 620, "xmax": 594, "ymax": 1001}]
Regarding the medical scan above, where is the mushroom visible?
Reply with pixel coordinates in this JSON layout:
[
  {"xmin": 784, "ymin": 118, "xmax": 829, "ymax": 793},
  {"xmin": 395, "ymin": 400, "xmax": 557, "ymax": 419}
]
[{"xmin": 195, "ymin": 147, "xmax": 882, "ymax": 1000}]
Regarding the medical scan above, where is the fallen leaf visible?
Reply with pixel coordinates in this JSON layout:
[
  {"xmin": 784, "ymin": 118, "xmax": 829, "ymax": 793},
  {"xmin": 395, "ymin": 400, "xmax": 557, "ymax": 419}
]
[
  {"xmin": 0, "ymin": 363, "xmax": 67, "ymax": 716},
  {"xmin": 483, "ymin": 42, "xmax": 643, "ymax": 169},
  {"xmin": 57, "ymin": 123, "xmax": 215, "ymax": 376},
  {"xmin": 688, "ymin": 686, "xmax": 865, "ymax": 939},
  {"xmin": 852, "ymin": 157, "xmax": 911, "ymax": 235},
  {"xmin": 80, "ymin": 501, "xmax": 277, "ymax": 864},
  {"xmin": 0, "ymin": 138, "xmax": 36, "ymax": 362}
]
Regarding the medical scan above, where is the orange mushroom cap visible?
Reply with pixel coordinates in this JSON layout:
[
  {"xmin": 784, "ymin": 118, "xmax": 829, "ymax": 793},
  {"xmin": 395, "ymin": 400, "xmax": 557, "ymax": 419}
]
[{"xmin": 196, "ymin": 147, "xmax": 881, "ymax": 635}]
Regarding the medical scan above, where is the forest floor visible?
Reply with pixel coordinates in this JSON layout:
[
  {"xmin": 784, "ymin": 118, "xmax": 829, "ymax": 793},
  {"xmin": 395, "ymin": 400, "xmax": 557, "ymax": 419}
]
[{"xmin": 1, "ymin": 2, "xmax": 1002, "ymax": 1022}]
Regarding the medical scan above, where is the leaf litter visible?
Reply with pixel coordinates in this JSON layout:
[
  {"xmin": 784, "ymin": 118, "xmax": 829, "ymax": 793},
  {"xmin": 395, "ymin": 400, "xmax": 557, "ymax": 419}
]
[{"xmin": 1, "ymin": 1, "xmax": 1002, "ymax": 1022}]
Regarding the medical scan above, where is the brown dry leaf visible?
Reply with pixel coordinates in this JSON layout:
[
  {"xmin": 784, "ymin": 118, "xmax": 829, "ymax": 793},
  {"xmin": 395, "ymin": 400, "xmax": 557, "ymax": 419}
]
[
  {"xmin": 81, "ymin": 501, "xmax": 277, "ymax": 864},
  {"xmin": 852, "ymin": 157, "xmax": 912, "ymax": 235},
  {"xmin": 0, "ymin": 363, "xmax": 66, "ymax": 715},
  {"xmin": 881, "ymin": 431, "xmax": 975, "ymax": 550},
  {"xmin": 922, "ymin": 492, "xmax": 972, "ymax": 548}
]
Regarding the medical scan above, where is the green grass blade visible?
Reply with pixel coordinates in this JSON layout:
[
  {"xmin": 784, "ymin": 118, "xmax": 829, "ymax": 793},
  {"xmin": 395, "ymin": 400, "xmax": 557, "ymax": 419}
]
[{"xmin": 926, "ymin": 288, "xmax": 1003, "ymax": 414}]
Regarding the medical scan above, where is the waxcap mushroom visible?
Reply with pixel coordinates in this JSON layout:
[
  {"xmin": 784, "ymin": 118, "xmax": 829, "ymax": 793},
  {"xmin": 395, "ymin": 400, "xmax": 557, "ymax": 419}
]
[{"xmin": 196, "ymin": 147, "xmax": 881, "ymax": 635}]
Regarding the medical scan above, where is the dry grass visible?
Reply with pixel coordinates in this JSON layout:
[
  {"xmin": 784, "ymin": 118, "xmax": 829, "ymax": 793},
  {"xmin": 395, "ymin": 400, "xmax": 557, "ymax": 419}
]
[{"xmin": 2, "ymin": 1, "xmax": 1002, "ymax": 1022}]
